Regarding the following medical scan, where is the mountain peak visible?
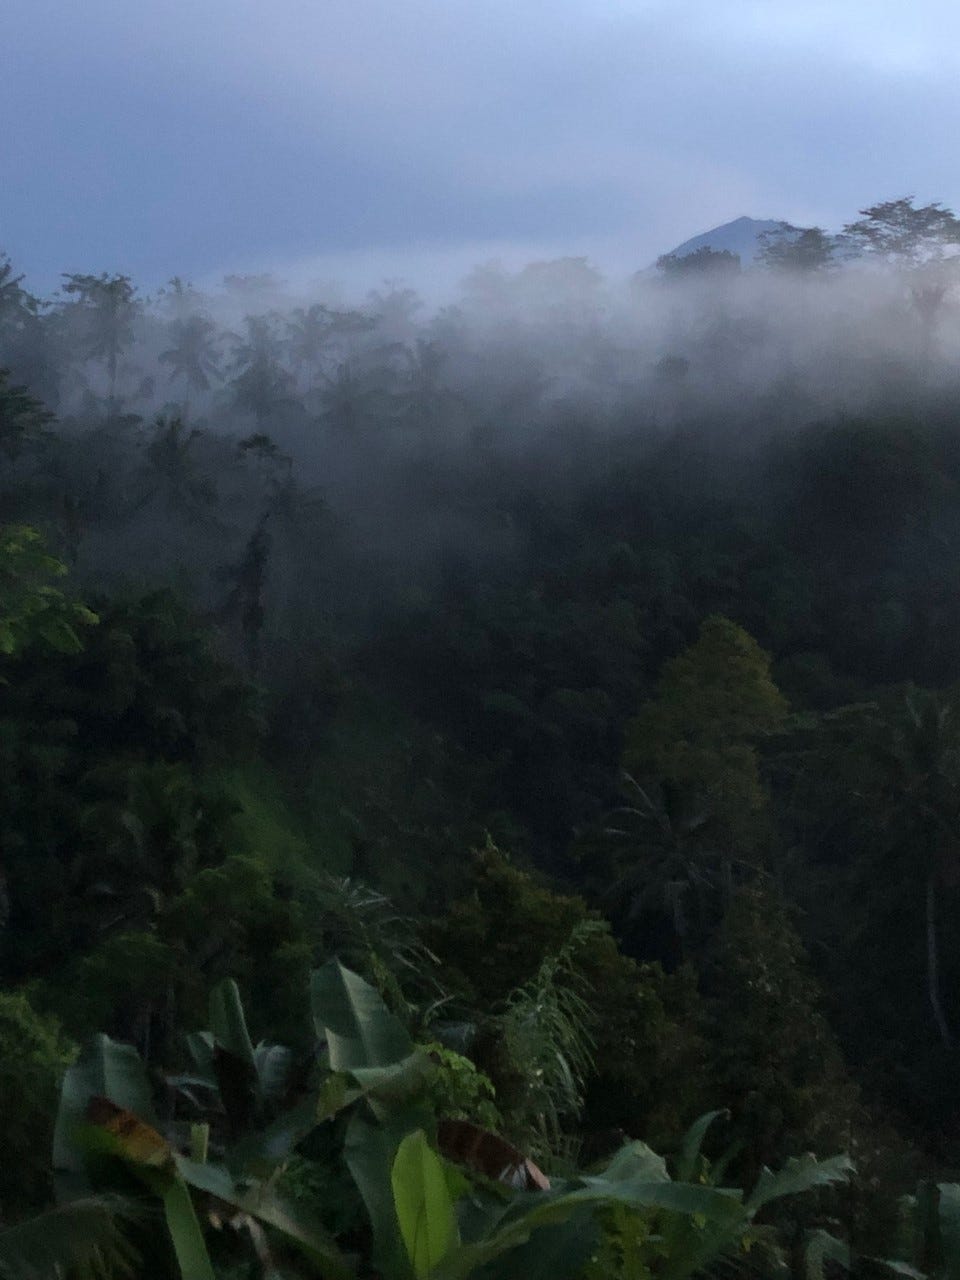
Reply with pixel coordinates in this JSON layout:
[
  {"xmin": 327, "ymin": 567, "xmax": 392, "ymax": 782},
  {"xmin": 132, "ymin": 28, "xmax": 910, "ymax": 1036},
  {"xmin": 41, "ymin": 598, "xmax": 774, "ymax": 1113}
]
[{"xmin": 661, "ymin": 217, "xmax": 787, "ymax": 266}]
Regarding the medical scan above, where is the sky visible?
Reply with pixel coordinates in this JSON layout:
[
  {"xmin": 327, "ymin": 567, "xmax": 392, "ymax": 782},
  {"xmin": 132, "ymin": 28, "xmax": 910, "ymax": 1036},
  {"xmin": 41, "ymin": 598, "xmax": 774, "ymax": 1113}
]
[{"xmin": 3, "ymin": 0, "xmax": 960, "ymax": 298}]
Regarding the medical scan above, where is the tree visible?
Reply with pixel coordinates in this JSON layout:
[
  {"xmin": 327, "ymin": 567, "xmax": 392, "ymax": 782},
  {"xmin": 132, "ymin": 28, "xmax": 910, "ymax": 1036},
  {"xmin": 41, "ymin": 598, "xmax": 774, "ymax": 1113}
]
[
  {"xmin": 851, "ymin": 689, "xmax": 960, "ymax": 1048},
  {"xmin": 228, "ymin": 314, "xmax": 296, "ymax": 428},
  {"xmin": 624, "ymin": 616, "xmax": 788, "ymax": 862},
  {"xmin": 704, "ymin": 882, "xmax": 856, "ymax": 1185},
  {"xmin": 841, "ymin": 198, "xmax": 960, "ymax": 368},
  {"xmin": 59, "ymin": 273, "xmax": 140, "ymax": 416},
  {"xmin": 137, "ymin": 415, "xmax": 217, "ymax": 521},
  {"xmin": 317, "ymin": 359, "xmax": 391, "ymax": 437},
  {"xmin": 656, "ymin": 247, "xmax": 741, "ymax": 279},
  {"xmin": 158, "ymin": 314, "xmax": 222, "ymax": 418},
  {"xmin": 286, "ymin": 303, "xmax": 334, "ymax": 386},
  {"xmin": 841, "ymin": 197, "xmax": 960, "ymax": 265},
  {"xmin": 758, "ymin": 223, "xmax": 836, "ymax": 274},
  {"xmin": 0, "ymin": 992, "xmax": 75, "ymax": 1217},
  {"xmin": 215, "ymin": 514, "xmax": 271, "ymax": 673},
  {"xmin": 0, "ymin": 367, "xmax": 53, "ymax": 467},
  {"xmin": 0, "ymin": 524, "xmax": 96, "ymax": 659},
  {"xmin": 0, "ymin": 256, "xmax": 58, "ymax": 408},
  {"xmin": 427, "ymin": 845, "xmax": 708, "ymax": 1153},
  {"xmin": 47, "ymin": 963, "xmax": 852, "ymax": 1280},
  {"xmin": 0, "ymin": 255, "xmax": 39, "ymax": 350},
  {"xmin": 396, "ymin": 339, "xmax": 463, "ymax": 443}
]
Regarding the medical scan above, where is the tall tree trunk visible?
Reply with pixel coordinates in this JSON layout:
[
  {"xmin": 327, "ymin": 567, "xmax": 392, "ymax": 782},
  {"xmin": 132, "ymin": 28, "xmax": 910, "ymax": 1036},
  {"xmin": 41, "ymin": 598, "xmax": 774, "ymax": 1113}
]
[{"xmin": 927, "ymin": 873, "xmax": 952, "ymax": 1047}]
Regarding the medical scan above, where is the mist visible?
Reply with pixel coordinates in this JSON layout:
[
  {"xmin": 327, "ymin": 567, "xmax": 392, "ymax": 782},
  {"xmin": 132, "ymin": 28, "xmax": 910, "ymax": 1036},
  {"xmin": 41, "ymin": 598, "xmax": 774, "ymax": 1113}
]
[{"xmin": 4, "ymin": 217, "xmax": 960, "ymax": 713}]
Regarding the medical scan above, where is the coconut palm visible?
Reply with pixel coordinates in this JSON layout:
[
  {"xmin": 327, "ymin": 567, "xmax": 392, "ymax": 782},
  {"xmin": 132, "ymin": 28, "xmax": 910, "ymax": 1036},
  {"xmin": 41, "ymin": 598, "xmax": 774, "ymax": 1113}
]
[
  {"xmin": 158, "ymin": 315, "xmax": 222, "ymax": 420},
  {"xmin": 867, "ymin": 689, "xmax": 960, "ymax": 1047},
  {"xmin": 285, "ymin": 302, "xmax": 334, "ymax": 387},
  {"xmin": 228, "ymin": 315, "xmax": 296, "ymax": 428},
  {"xmin": 59, "ymin": 273, "xmax": 139, "ymax": 417},
  {"xmin": 134, "ymin": 415, "xmax": 217, "ymax": 522}
]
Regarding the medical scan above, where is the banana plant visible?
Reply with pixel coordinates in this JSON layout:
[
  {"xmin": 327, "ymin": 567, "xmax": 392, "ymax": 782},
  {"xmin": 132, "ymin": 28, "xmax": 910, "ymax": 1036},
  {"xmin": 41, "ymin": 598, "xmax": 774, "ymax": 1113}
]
[
  {"xmin": 873, "ymin": 1180, "xmax": 960, "ymax": 1279},
  {"xmin": 52, "ymin": 1030, "xmax": 351, "ymax": 1280},
  {"xmin": 50, "ymin": 963, "xmax": 855, "ymax": 1280},
  {"xmin": 308, "ymin": 961, "xmax": 854, "ymax": 1280},
  {"xmin": 173, "ymin": 977, "xmax": 320, "ymax": 1177}
]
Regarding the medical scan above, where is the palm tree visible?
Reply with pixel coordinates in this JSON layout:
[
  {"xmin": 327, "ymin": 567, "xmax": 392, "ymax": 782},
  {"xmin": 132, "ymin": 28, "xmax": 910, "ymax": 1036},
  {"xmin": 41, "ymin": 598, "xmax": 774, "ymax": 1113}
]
[
  {"xmin": 285, "ymin": 302, "xmax": 333, "ymax": 387},
  {"xmin": 131, "ymin": 416, "xmax": 217, "ymax": 523},
  {"xmin": 59, "ymin": 273, "xmax": 139, "ymax": 418},
  {"xmin": 873, "ymin": 689, "xmax": 960, "ymax": 1047},
  {"xmin": 228, "ymin": 315, "xmax": 296, "ymax": 428},
  {"xmin": 158, "ymin": 315, "xmax": 222, "ymax": 419},
  {"xmin": 832, "ymin": 689, "xmax": 960, "ymax": 1048},
  {"xmin": 317, "ymin": 359, "xmax": 389, "ymax": 437},
  {"xmin": 593, "ymin": 771, "xmax": 735, "ymax": 960}
]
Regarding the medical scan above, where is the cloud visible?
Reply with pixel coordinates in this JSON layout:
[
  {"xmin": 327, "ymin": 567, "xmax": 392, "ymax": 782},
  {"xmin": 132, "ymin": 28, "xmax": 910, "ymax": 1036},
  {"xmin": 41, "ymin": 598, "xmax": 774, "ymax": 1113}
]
[{"xmin": 2, "ymin": 0, "xmax": 960, "ymax": 292}]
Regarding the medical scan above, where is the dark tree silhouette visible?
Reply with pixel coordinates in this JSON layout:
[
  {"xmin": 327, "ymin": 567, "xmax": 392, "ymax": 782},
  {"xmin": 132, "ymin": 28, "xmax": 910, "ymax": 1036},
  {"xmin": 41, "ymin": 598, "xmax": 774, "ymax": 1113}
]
[
  {"xmin": 59, "ymin": 272, "xmax": 139, "ymax": 417},
  {"xmin": 159, "ymin": 315, "xmax": 222, "ymax": 419}
]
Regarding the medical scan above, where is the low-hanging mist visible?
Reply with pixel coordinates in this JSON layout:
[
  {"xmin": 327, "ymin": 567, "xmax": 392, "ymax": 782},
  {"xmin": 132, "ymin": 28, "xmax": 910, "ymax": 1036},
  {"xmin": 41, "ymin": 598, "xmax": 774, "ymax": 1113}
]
[{"xmin": 4, "ymin": 201, "xmax": 960, "ymax": 721}]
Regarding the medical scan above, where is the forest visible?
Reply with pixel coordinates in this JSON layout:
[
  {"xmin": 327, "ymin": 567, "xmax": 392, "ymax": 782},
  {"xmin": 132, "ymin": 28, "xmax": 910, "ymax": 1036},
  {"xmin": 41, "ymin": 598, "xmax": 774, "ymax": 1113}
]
[{"xmin": 5, "ymin": 198, "xmax": 960, "ymax": 1276}]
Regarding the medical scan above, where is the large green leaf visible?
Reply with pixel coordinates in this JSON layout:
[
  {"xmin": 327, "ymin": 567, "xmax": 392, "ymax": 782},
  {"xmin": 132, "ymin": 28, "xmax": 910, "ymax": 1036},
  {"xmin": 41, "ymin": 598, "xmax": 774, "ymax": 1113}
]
[
  {"xmin": 157, "ymin": 1176, "xmax": 216, "ymax": 1280},
  {"xmin": 584, "ymin": 1140, "xmax": 668, "ymax": 1185},
  {"xmin": 391, "ymin": 1130, "xmax": 460, "ymax": 1280},
  {"xmin": 674, "ymin": 1110, "xmax": 726, "ymax": 1183},
  {"xmin": 226, "ymin": 1099, "xmax": 320, "ymax": 1177},
  {"xmin": 311, "ymin": 961, "xmax": 412, "ymax": 1071},
  {"xmin": 254, "ymin": 1042, "xmax": 294, "ymax": 1106},
  {"xmin": 178, "ymin": 1157, "xmax": 354, "ymax": 1280},
  {"xmin": 317, "ymin": 1054, "xmax": 435, "ymax": 1128},
  {"xmin": 53, "ymin": 1035, "xmax": 155, "ymax": 1193},
  {"xmin": 345, "ymin": 1106, "xmax": 433, "ymax": 1280},
  {"xmin": 75, "ymin": 1098, "xmax": 216, "ymax": 1280},
  {"xmin": 939, "ymin": 1183, "xmax": 960, "ymax": 1278},
  {"xmin": 745, "ymin": 1153, "xmax": 853, "ymax": 1215},
  {"xmin": 474, "ymin": 1210, "xmax": 598, "ymax": 1280},
  {"xmin": 208, "ymin": 980, "xmax": 260, "ymax": 1133},
  {"xmin": 434, "ymin": 1176, "xmax": 744, "ymax": 1280},
  {"xmin": 209, "ymin": 980, "xmax": 255, "ymax": 1068},
  {"xmin": 804, "ymin": 1229, "xmax": 851, "ymax": 1280}
]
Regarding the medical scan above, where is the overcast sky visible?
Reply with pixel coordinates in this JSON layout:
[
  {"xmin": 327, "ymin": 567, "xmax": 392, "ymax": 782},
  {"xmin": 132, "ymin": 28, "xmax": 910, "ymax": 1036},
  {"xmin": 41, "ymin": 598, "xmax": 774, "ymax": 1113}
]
[{"xmin": 3, "ymin": 0, "xmax": 960, "ymax": 297}]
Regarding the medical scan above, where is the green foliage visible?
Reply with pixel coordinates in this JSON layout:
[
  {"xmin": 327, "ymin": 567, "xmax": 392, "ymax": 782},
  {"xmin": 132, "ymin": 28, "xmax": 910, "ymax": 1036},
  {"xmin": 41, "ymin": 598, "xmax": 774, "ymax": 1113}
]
[
  {"xmin": 40, "ymin": 960, "xmax": 861, "ymax": 1280},
  {"xmin": 703, "ymin": 883, "xmax": 857, "ymax": 1185},
  {"xmin": 0, "ymin": 525, "xmax": 96, "ymax": 659},
  {"xmin": 498, "ymin": 920, "xmax": 599, "ymax": 1160},
  {"xmin": 423, "ymin": 1045, "xmax": 500, "ymax": 1130},
  {"xmin": 0, "ymin": 368, "xmax": 53, "ymax": 463},
  {"xmin": 842, "ymin": 198, "xmax": 960, "ymax": 264},
  {"xmin": 0, "ymin": 991, "xmax": 75, "ymax": 1217},
  {"xmin": 656, "ymin": 247, "xmax": 741, "ymax": 277},
  {"xmin": 625, "ymin": 615, "xmax": 787, "ymax": 860},
  {"xmin": 19, "ymin": 233, "xmax": 960, "ymax": 1275},
  {"xmin": 0, "ymin": 1196, "xmax": 139, "ymax": 1280},
  {"xmin": 392, "ymin": 1129, "xmax": 460, "ymax": 1279},
  {"xmin": 758, "ymin": 224, "xmax": 836, "ymax": 274},
  {"xmin": 429, "ymin": 846, "xmax": 707, "ymax": 1154}
]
